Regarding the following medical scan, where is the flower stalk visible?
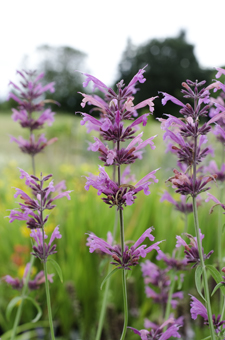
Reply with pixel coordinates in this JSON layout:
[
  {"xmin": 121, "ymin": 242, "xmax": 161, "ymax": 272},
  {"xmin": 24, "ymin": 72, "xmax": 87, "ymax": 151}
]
[
  {"xmin": 163, "ymin": 270, "xmax": 176, "ymax": 328},
  {"xmin": 119, "ymin": 206, "xmax": 128, "ymax": 340},
  {"xmin": 43, "ymin": 261, "xmax": 55, "ymax": 340},
  {"xmin": 192, "ymin": 196, "xmax": 215, "ymax": 340},
  {"xmin": 10, "ymin": 256, "xmax": 35, "ymax": 340}
]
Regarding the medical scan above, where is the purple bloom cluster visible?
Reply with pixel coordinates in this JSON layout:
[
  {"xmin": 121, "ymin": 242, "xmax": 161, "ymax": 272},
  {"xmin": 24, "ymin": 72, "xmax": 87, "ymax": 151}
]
[
  {"xmin": 141, "ymin": 259, "xmax": 184, "ymax": 309},
  {"xmin": 160, "ymin": 190, "xmax": 202, "ymax": 214},
  {"xmin": 9, "ymin": 70, "xmax": 58, "ymax": 156},
  {"xmin": 205, "ymin": 161, "xmax": 225, "ymax": 183},
  {"xmin": 9, "ymin": 169, "xmax": 71, "ymax": 228},
  {"xmin": 30, "ymin": 227, "xmax": 62, "ymax": 261},
  {"xmin": 2, "ymin": 263, "xmax": 54, "ymax": 290},
  {"xmin": 176, "ymin": 231, "xmax": 213, "ymax": 268},
  {"xmin": 209, "ymin": 68, "xmax": 225, "ymax": 143},
  {"xmin": 189, "ymin": 295, "xmax": 225, "ymax": 334},
  {"xmin": 158, "ymin": 77, "xmax": 225, "ymax": 197},
  {"xmin": 128, "ymin": 317, "xmax": 182, "ymax": 340},
  {"xmin": 87, "ymin": 227, "xmax": 162, "ymax": 270},
  {"xmin": 81, "ymin": 69, "xmax": 164, "ymax": 339},
  {"xmin": 78, "ymin": 68, "xmax": 159, "ymax": 209},
  {"xmin": 205, "ymin": 192, "xmax": 225, "ymax": 214},
  {"xmin": 85, "ymin": 166, "xmax": 159, "ymax": 209},
  {"xmin": 9, "ymin": 169, "xmax": 72, "ymax": 261}
]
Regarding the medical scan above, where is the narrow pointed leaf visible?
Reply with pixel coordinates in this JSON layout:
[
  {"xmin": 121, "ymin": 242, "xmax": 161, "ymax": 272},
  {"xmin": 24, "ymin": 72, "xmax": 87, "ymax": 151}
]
[
  {"xmin": 100, "ymin": 267, "xmax": 120, "ymax": 290},
  {"xmin": 206, "ymin": 264, "xmax": 225, "ymax": 296},
  {"xmin": 25, "ymin": 296, "xmax": 42, "ymax": 322},
  {"xmin": 211, "ymin": 283, "xmax": 224, "ymax": 297},
  {"xmin": 195, "ymin": 265, "xmax": 206, "ymax": 302},
  {"xmin": 6, "ymin": 296, "xmax": 23, "ymax": 321},
  {"xmin": 6, "ymin": 296, "xmax": 42, "ymax": 323},
  {"xmin": 48, "ymin": 258, "xmax": 63, "ymax": 282}
]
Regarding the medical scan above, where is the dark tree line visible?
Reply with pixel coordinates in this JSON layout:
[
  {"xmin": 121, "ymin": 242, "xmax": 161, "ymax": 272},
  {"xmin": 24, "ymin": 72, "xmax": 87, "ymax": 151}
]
[
  {"xmin": 114, "ymin": 31, "xmax": 214, "ymax": 118},
  {"xmin": 2, "ymin": 31, "xmax": 218, "ymax": 117}
]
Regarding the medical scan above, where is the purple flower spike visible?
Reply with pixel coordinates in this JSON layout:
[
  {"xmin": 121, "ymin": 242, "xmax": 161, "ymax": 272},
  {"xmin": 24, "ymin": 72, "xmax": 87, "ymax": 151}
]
[
  {"xmin": 9, "ymin": 70, "xmax": 58, "ymax": 156},
  {"xmin": 86, "ymin": 227, "xmax": 162, "ymax": 270},
  {"xmin": 30, "ymin": 226, "xmax": 62, "ymax": 262},
  {"xmin": 128, "ymin": 317, "xmax": 181, "ymax": 340},
  {"xmin": 160, "ymin": 190, "xmax": 201, "ymax": 214},
  {"xmin": 9, "ymin": 169, "xmax": 71, "ymax": 229},
  {"xmin": 176, "ymin": 231, "xmax": 213, "ymax": 268},
  {"xmin": 2, "ymin": 263, "xmax": 54, "ymax": 290},
  {"xmin": 205, "ymin": 192, "xmax": 225, "ymax": 214},
  {"xmin": 85, "ymin": 166, "xmax": 159, "ymax": 209},
  {"xmin": 189, "ymin": 295, "xmax": 225, "ymax": 334},
  {"xmin": 10, "ymin": 134, "xmax": 58, "ymax": 157},
  {"xmin": 189, "ymin": 295, "xmax": 208, "ymax": 321}
]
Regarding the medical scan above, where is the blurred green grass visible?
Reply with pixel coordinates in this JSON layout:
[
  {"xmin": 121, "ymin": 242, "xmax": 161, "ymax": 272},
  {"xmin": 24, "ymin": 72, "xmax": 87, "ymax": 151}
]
[{"xmin": 0, "ymin": 112, "xmax": 222, "ymax": 339}]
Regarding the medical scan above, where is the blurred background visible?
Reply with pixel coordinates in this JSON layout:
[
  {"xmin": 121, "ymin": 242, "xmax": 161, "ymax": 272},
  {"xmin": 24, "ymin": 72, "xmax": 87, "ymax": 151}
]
[
  {"xmin": 0, "ymin": 1, "xmax": 225, "ymax": 339},
  {"xmin": 1, "ymin": 0, "xmax": 225, "ymax": 117}
]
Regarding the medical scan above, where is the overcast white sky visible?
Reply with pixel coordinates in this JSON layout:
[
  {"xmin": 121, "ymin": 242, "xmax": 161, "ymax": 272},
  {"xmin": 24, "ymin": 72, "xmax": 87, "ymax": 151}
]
[{"xmin": 1, "ymin": 0, "xmax": 225, "ymax": 100}]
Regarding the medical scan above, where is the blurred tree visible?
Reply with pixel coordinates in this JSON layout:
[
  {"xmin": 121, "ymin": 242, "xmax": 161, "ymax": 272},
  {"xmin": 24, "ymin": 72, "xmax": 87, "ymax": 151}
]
[
  {"xmin": 115, "ymin": 31, "xmax": 213, "ymax": 118},
  {"xmin": 36, "ymin": 45, "xmax": 87, "ymax": 113}
]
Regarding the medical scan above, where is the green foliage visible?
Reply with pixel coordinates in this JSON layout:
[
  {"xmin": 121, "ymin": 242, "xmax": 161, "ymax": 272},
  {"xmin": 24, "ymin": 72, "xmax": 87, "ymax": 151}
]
[
  {"xmin": 195, "ymin": 265, "xmax": 205, "ymax": 302},
  {"xmin": 115, "ymin": 31, "xmax": 213, "ymax": 118},
  {"xmin": 0, "ymin": 113, "xmax": 223, "ymax": 339}
]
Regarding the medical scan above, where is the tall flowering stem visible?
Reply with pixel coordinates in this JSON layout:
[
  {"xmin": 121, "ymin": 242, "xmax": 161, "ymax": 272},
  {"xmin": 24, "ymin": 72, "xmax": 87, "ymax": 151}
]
[
  {"xmin": 159, "ymin": 77, "xmax": 225, "ymax": 339},
  {"xmin": 192, "ymin": 95, "xmax": 215, "ymax": 339},
  {"xmin": 9, "ymin": 169, "xmax": 71, "ymax": 339},
  {"xmin": 9, "ymin": 260, "xmax": 34, "ymax": 340},
  {"xmin": 8, "ymin": 70, "xmax": 59, "ymax": 340},
  {"xmin": 80, "ymin": 68, "xmax": 160, "ymax": 339},
  {"xmin": 208, "ymin": 67, "xmax": 225, "ymax": 277}
]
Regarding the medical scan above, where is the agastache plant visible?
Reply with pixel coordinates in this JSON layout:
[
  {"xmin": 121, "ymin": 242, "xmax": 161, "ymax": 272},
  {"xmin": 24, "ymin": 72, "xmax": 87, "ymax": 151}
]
[
  {"xmin": 5, "ymin": 70, "xmax": 61, "ymax": 340},
  {"xmin": 78, "ymin": 68, "xmax": 163, "ymax": 340},
  {"xmin": 159, "ymin": 74, "xmax": 225, "ymax": 339},
  {"xmin": 206, "ymin": 68, "xmax": 225, "ymax": 279},
  {"xmin": 9, "ymin": 168, "xmax": 71, "ymax": 339}
]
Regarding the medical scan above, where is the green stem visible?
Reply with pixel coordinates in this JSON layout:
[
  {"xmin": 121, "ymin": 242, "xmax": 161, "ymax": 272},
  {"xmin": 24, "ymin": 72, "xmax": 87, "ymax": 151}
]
[
  {"xmin": 218, "ymin": 144, "xmax": 225, "ymax": 315},
  {"xmin": 193, "ymin": 196, "xmax": 216, "ymax": 340},
  {"xmin": 10, "ymin": 154, "xmax": 36, "ymax": 340},
  {"xmin": 95, "ymin": 208, "xmax": 118, "ymax": 340},
  {"xmin": 191, "ymin": 118, "xmax": 215, "ymax": 338},
  {"xmin": 95, "ymin": 267, "xmax": 110, "ymax": 340},
  {"xmin": 163, "ymin": 270, "xmax": 176, "ymax": 330},
  {"xmin": 10, "ymin": 256, "xmax": 35, "ymax": 340},
  {"xmin": 221, "ymin": 297, "xmax": 225, "ymax": 323},
  {"xmin": 43, "ymin": 261, "xmax": 55, "ymax": 340},
  {"xmin": 218, "ymin": 144, "xmax": 225, "ymax": 273},
  {"xmin": 120, "ymin": 268, "xmax": 128, "ymax": 340},
  {"xmin": 119, "ymin": 209, "xmax": 128, "ymax": 340}
]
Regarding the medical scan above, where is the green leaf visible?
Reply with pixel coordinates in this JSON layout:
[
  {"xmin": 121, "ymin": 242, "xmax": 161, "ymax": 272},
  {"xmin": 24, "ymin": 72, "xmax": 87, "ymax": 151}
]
[
  {"xmin": 6, "ymin": 296, "xmax": 23, "ymax": 321},
  {"xmin": 211, "ymin": 282, "xmax": 224, "ymax": 297},
  {"xmin": 6, "ymin": 296, "xmax": 42, "ymax": 323},
  {"xmin": 206, "ymin": 264, "xmax": 225, "ymax": 296},
  {"xmin": 200, "ymin": 336, "xmax": 211, "ymax": 340},
  {"xmin": 48, "ymin": 258, "xmax": 63, "ymax": 283},
  {"xmin": 100, "ymin": 267, "xmax": 120, "ymax": 290},
  {"xmin": 195, "ymin": 265, "xmax": 206, "ymax": 302},
  {"xmin": 25, "ymin": 297, "xmax": 42, "ymax": 323}
]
